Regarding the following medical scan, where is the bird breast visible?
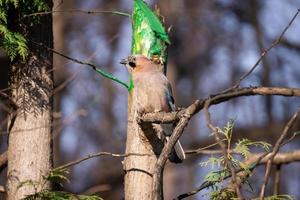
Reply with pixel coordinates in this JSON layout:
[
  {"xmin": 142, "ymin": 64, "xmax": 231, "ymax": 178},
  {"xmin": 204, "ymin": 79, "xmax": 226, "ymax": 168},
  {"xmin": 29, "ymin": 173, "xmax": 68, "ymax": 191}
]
[{"xmin": 132, "ymin": 72, "xmax": 170, "ymax": 113}]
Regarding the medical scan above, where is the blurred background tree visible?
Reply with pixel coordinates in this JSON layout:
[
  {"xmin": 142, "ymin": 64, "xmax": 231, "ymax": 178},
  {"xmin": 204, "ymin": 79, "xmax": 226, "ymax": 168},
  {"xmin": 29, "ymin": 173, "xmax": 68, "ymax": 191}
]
[{"xmin": 1, "ymin": 0, "xmax": 300, "ymax": 199}]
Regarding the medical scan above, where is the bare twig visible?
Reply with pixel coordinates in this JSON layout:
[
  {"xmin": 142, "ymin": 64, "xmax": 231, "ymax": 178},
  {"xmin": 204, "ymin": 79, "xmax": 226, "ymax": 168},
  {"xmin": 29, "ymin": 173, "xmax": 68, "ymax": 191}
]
[
  {"xmin": 185, "ymin": 139, "xmax": 226, "ymax": 155},
  {"xmin": 55, "ymin": 152, "xmax": 151, "ymax": 171},
  {"xmin": 52, "ymin": 70, "xmax": 79, "ymax": 95},
  {"xmin": 222, "ymin": 9, "xmax": 300, "ymax": 93},
  {"xmin": 0, "ymin": 109, "xmax": 86, "ymax": 135},
  {"xmin": 259, "ymin": 108, "xmax": 300, "ymax": 199},
  {"xmin": 141, "ymin": 86, "xmax": 300, "ymax": 124},
  {"xmin": 52, "ymin": 109, "xmax": 87, "ymax": 139},
  {"xmin": 281, "ymin": 130, "xmax": 300, "ymax": 147},
  {"xmin": 30, "ymin": 41, "xmax": 131, "ymax": 90},
  {"xmin": 191, "ymin": 149, "xmax": 300, "ymax": 165},
  {"xmin": 186, "ymin": 149, "xmax": 223, "ymax": 155},
  {"xmin": 23, "ymin": 9, "xmax": 131, "ymax": 18},
  {"xmin": 186, "ymin": 146, "xmax": 300, "ymax": 165},
  {"xmin": 81, "ymin": 184, "xmax": 111, "ymax": 195},
  {"xmin": 273, "ymin": 165, "xmax": 281, "ymax": 195}
]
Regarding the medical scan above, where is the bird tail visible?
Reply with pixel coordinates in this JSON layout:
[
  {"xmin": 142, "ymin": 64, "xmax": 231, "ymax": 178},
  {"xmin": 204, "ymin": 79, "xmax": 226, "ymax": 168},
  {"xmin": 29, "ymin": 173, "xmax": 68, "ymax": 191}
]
[{"xmin": 166, "ymin": 137, "xmax": 186, "ymax": 163}]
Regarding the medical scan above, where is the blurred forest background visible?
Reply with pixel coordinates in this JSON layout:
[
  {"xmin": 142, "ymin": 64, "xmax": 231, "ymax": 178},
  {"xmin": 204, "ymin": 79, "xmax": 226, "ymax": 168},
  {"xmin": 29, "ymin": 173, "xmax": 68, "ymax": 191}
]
[{"xmin": 1, "ymin": 0, "xmax": 300, "ymax": 199}]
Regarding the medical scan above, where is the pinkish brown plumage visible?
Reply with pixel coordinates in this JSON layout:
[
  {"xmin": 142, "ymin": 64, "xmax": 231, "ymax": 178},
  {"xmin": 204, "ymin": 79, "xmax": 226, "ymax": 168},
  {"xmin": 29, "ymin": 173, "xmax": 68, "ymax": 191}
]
[{"xmin": 120, "ymin": 55, "xmax": 185, "ymax": 163}]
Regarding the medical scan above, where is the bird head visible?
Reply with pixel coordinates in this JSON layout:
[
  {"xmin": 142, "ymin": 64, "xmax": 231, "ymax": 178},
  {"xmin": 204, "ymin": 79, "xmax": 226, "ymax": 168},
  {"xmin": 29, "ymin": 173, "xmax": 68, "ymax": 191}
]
[{"xmin": 120, "ymin": 55, "xmax": 155, "ymax": 73}]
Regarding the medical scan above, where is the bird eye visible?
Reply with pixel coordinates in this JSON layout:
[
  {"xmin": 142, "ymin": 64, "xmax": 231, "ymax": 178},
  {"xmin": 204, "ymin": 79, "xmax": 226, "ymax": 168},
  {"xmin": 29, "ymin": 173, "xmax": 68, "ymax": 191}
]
[{"xmin": 129, "ymin": 61, "xmax": 136, "ymax": 68}]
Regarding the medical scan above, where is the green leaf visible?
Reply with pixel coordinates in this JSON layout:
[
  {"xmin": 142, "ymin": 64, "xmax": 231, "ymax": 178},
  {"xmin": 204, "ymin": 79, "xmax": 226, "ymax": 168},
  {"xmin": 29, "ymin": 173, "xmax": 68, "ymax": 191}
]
[
  {"xmin": 209, "ymin": 189, "xmax": 236, "ymax": 200},
  {"xmin": 23, "ymin": 167, "xmax": 103, "ymax": 200},
  {"xmin": 219, "ymin": 119, "xmax": 234, "ymax": 141},
  {"xmin": 1, "ymin": 30, "xmax": 28, "ymax": 60},
  {"xmin": 14, "ymin": 32, "xmax": 28, "ymax": 59},
  {"xmin": 199, "ymin": 156, "xmax": 224, "ymax": 169},
  {"xmin": 0, "ymin": 24, "xmax": 8, "ymax": 35},
  {"xmin": 204, "ymin": 169, "xmax": 230, "ymax": 185},
  {"xmin": 0, "ymin": 7, "xmax": 7, "ymax": 23},
  {"xmin": 47, "ymin": 168, "xmax": 70, "ymax": 186},
  {"xmin": 23, "ymin": 190, "xmax": 103, "ymax": 200},
  {"xmin": 33, "ymin": 0, "xmax": 48, "ymax": 11},
  {"xmin": 234, "ymin": 138, "xmax": 271, "ymax": 159}
]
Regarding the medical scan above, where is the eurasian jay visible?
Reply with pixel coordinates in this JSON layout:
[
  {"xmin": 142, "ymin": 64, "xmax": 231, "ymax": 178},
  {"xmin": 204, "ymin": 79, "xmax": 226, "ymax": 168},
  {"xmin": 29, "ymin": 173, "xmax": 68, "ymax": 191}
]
[{"xmin": 120, "ymin": 55, "xmax": 185, "ymax": 163}]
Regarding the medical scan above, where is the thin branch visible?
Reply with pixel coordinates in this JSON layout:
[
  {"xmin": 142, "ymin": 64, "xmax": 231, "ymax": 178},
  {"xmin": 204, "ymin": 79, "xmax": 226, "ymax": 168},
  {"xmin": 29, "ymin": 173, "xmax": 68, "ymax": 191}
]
[
  {"xmin": 186, "ymin": 122, "xmax": 300, "ymax": 158},
  {"xmin": 55, "ymin": 152, "xmax": 151, "ymax": 171},
  {"xmin": 30, "ymin": 41, "xmax": 131, "ymax": 90},
  {"xmin": 175, "ymin": 120, "xmax": 300, "ymax": 200},
  {"xmin": 188, "ymin": 149, "xmax": 300, "ymax": 165},
  {"xmin": 281, "ymin": 130, "xmax": 300, "ymax": 147},
  {"xmin": 81, "ymin": 184, "xmax": 111, "ymax": 195},
  {"xmin": 0, "ymin": 110, "xmax": 85, "ymax": 135},
  {"xmin": 222, "ymin": 9, "xmax": 300, "ymax": 93},
  {"xmin": 152, "ymin": 103, "xmax": 197, "ymax": 200},
  {"xmin": 52, "ymin": 109, "xmax": 87, "ymax": 139},
  {"xmin": 259, "ymin": 108, "xmax": 300, "ymax": 199},
  {"xmin": 186, "ymin": 149, "xmax": 223, "ymax": 155},
  {"xmin": 23, "ymin": 9, "xmax": 131, "ymax": 18},
  {"xmin": 52, "ymin": 70, "xmax": 79, "ymax": 95},
  {"xmin": 204, "ymin": 99, "xmax": 243, "ymax": 199},
  {"xmin": 273, "ymin": 165, "xmax": 281, "ymax": 196},
  {"xmin": 144, "ymin": 86, "xmax": 300, "ymax": 199},
  {"xmin": 281, "ymin": 39, "xmax": 300, "ymax": 52},
  {"xmin": 248, "ymin": 150, "xmax": 300, "ymax": 165},
  {"xmin": 141, "ymin": 86, "xmax": 300, "ymax": 124},
  {"xmin": 185, "ymin": 140, "xmax": 226, "ymax": 155},
  {"xmin": 175, "ymin": 152, "xmax": 269, "ymax": 200}
]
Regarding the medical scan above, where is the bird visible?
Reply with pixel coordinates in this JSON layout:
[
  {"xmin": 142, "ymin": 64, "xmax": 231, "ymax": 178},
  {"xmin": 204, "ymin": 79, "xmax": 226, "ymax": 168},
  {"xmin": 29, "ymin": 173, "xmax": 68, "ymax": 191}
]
[{"xmin": 120, "ymin": 54, "xmax": 185, "ymax": 163}]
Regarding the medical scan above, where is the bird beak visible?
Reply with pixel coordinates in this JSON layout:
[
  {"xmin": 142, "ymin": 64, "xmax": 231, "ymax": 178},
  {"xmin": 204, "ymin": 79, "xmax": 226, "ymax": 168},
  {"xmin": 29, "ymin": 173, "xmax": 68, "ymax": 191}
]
[{"xmin": 120, "ymin": 58, "xmax": 128, "ymax": 65}]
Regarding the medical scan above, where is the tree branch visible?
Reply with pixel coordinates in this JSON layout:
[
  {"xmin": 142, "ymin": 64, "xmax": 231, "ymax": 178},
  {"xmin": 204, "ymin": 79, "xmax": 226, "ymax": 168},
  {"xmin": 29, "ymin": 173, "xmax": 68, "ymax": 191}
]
[
  {"xmin": 273, "ymin": 165, "xmax": 281, "ymax": 196},
  {"xmin": 55, "ymin": 152, "xmax": 151, "ymax": 171},
  {"xmin": 222, "ymin": 8, "xmax": 300, "ymax": 92},
  {"xmin": 185, "ymin": 140, "xmax": 226, "ymax": 155},
  {"xmin": 30, "ymin": 40, "xmax": 131, "ymax": 90},
  {"xmin": 187, "ymin": 149, "xmax": 300, "ymax": 165},
  {"xmin": 175, "ymin": 152, "xmax": 270, "ymax": 200},
  {"xmin": 23, "ymin": 9, "xmax": 131, "ymax": 18},
  {"xmin": 152, "ymin": 103, "xmax": 197, "ymax": 200},
  {"xmin": 259, "ymin": 108, "xmax": 300, "ymax": 199},
  {"xmin": 204, "ymin": 99, "xmax": 243, "ymax": 198},
  {"xmin": 175, "ymin": 132, "xmax": 300, "ymax": 199},
  {"xmin": 251, "ymin": 150, "xmax": 300, "ymax": 165},
  {"xmin": 141, "ymin": 86, "xmax": 300, "ymax": 124}
]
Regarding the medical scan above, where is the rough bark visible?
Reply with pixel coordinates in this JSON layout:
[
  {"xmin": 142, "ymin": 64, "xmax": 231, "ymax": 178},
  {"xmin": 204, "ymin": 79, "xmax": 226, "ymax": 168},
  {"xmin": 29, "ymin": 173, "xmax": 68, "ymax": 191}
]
[
  {"xmin": 6, "ymin": 1, "xmax": 53, "ymax": 199},
  {"xmin": 124, "ymin": 92, "xmax": 164, "ymax": 200}
]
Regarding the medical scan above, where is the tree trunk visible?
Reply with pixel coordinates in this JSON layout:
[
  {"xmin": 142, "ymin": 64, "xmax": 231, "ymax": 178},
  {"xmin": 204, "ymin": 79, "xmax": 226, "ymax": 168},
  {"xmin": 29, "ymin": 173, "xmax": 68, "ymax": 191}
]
[
  {"xmin": 124, "ymin": 92, "xmax": 164, "ymax": 199},
  {"xmin": 6, "ymin": 1, "xmax": 53, "ymax": 199}
]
